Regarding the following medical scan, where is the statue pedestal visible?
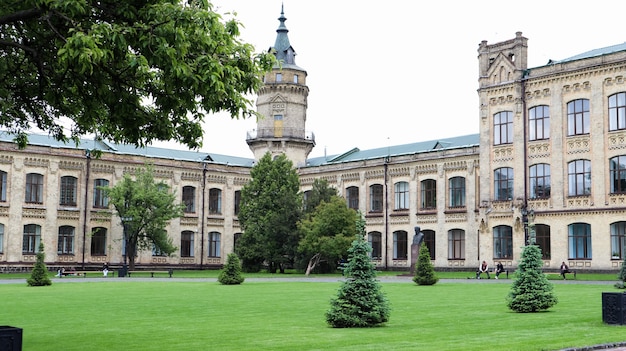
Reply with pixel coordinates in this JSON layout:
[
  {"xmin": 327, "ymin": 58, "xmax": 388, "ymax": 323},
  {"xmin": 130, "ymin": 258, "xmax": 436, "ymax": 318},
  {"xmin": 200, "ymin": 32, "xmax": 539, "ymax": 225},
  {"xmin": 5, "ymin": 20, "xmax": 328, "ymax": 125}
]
[{"xmin": 409, "ymin": 243, "xmax": 419, "ymax": 275}]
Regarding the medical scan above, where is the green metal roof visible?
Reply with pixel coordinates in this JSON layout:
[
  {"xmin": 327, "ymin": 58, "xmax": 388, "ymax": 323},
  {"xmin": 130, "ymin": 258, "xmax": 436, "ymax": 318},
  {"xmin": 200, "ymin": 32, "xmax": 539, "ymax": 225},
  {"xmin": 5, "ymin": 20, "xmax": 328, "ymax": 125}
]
[{"xmin": 547, "ymin": 42, "xmax": 626, "ymax": 65}]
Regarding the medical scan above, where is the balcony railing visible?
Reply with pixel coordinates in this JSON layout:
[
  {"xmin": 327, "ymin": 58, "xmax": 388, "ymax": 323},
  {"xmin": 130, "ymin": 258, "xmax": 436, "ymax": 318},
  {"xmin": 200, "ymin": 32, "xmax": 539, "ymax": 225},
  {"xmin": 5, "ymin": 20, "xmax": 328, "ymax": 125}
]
[{"xmin": 246, "ymin": 128, "xmax": 315, "ymax": 142}]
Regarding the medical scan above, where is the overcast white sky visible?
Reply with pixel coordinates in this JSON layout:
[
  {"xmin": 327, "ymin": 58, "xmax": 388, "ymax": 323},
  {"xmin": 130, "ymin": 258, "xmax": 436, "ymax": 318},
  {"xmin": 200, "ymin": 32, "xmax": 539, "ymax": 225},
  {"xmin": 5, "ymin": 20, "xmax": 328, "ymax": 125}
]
[{"xmin": 157, "ymin": 1, "xmax": 626, "ymax": 158}]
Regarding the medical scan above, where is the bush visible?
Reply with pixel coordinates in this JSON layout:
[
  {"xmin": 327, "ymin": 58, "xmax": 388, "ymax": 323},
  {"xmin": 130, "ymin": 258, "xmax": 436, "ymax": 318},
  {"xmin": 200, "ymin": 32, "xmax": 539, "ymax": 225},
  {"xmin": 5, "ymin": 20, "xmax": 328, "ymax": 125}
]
[
  {"xmin": 325, "ymin": 215, "xmax": 390, "ymax": 328},
  {"xmin": 27, "ymin": 242, "xmax": 52, "ymax": 287},
  {"xmin": 413, "ymin": 244, "xmax": 438, "ymax": 285},
  {"xmin": 218, "ymin": 253, "xmax": 245, "ymax": 285},
  {"xmin": 507, "ymin": 245, "xmax": 557, "ymax": 312}
]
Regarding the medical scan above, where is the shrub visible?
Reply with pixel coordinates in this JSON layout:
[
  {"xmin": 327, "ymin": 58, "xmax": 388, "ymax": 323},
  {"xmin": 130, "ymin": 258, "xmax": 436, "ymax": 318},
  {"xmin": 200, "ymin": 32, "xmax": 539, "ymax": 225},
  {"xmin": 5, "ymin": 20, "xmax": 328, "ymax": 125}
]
[
  {"xmin": 218, "ymin": 253, "xmax": 245, "ymax": 285},
  {"xmin": 413, "ymin": 243, "xmax": 438, "ymax": 285},
  {"xmin": 325, "ymin": 215, "xmax": 390, "ymax": 328},
  {"xmin": 27, "ymin": 242, "xmax": 52, "ymax": 287},
  {"xmin": 507, "ymin": 245, "xmax": 557, "ymax": 312}
]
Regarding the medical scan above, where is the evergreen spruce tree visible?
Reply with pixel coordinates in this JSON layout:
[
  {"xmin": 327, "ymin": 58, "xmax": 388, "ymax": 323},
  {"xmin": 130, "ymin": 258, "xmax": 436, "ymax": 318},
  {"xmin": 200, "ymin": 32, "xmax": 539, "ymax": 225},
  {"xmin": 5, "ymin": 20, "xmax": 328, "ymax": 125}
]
[
  {"xmin": 507, "ymin": 245, "xmax": 557, "ymax": 312},
  {"xmin": 325, "ymin": 215, "xmax": 390, "ymax": 328},
  {"xmin": 218, "ymin": 253, "xmax": 245, "ymax": 285},
  {"xmin": 619, "ymin": 255, "xmax": 626, "ymax": 282},
  {"xmin": 413, "ymin": 243, "xmax": 438, "ymax": 285},
  {"xmin": 27, "ymin": 242, "xmax": 52, "ymax": 287}
]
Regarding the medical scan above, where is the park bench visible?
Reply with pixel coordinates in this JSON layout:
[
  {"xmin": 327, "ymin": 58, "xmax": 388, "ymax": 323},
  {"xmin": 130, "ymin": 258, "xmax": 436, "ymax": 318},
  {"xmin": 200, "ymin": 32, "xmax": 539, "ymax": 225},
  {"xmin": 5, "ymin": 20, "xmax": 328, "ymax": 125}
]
[
  {"xmin": 544, "ymin": 270, "xmax": 576, "ymax": 279},
  {"xmin": 127, "ymin": 269, "xmax": 173, "ymax": 278},
  {"xmin": 475, "ymin": 269, "xmax": 509, "ymax": 279}
]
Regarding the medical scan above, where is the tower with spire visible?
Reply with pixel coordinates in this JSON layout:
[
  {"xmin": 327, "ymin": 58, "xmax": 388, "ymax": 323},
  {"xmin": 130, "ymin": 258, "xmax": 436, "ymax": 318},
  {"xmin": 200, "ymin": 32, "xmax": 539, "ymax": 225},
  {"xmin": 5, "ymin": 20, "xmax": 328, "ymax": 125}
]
[{"xmin": 247, "ymin": 6, "xmax": 315, "ymax": 167}]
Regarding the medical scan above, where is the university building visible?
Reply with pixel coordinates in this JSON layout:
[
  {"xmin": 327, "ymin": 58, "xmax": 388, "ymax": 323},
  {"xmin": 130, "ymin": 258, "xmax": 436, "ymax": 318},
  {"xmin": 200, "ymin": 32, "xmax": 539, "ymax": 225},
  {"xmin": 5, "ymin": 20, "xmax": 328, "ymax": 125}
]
[{"xmin": 0, "ymin": 11, "xmax": 625, "ymax": 273}]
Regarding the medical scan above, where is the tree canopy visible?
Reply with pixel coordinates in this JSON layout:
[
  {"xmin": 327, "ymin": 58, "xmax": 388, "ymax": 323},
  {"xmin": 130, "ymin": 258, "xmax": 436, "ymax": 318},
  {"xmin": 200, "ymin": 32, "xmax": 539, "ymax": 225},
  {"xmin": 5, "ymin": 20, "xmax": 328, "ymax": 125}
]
[
  {"xmin": 303, "ymin": 178, "xmax": 337, "ymax": 216},
  {"xmin": 237, "ymin": 153, "xmax": 302, "ymax": 273},
  {"xmin": 298, "ymin": 195, "xmax": 357, "ymax": 275},
  {"xmin": 104, "ymin": 164, "xmax": 184, "ymax": 270},
  {"xmin": 0, "ymin": 0, "xmax": 275, "ymax": 148}
]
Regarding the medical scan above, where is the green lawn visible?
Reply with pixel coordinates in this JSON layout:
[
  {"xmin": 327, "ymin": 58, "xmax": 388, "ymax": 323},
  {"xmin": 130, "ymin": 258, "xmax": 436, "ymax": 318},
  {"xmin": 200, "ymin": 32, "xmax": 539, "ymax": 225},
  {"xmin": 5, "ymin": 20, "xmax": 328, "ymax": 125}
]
[{"xmin": 2, "ymin": 276, "xmax": 625, "ymax": 350}]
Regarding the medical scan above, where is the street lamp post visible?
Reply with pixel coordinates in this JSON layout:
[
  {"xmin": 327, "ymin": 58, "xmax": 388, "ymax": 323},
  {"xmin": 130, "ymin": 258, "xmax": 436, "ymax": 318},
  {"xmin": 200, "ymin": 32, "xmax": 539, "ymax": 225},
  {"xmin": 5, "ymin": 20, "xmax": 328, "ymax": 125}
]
[{"xmin": 120, "ymin": 217, "xmax": 132, "ymax": 277}]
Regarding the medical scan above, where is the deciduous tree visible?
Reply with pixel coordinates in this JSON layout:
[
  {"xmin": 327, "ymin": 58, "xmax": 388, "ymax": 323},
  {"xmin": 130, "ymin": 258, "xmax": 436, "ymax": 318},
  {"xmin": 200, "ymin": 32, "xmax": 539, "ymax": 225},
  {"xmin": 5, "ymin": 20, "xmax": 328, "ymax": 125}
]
[
  {"xmin": 0, "ymin": 0, "xmax": 274, "ymax": 149},
  {"xmin": 237, "ymin": 153, "xmax": 302, "ymax": 273},
  {"xmin": 297, "ymin": 196, "xmax": 357, "ymax": 275},
  {"xmin": 104, "ymin": 164, "xmax": 184, "ymax": 270}
]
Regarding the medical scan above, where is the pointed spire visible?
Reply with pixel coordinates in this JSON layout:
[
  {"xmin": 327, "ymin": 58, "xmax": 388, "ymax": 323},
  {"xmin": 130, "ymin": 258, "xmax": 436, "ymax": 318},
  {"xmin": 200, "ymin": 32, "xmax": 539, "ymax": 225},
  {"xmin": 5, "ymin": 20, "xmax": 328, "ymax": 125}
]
[{"xmin": 272, "ymin": 4, "xmax": 296, "ymax": 65}]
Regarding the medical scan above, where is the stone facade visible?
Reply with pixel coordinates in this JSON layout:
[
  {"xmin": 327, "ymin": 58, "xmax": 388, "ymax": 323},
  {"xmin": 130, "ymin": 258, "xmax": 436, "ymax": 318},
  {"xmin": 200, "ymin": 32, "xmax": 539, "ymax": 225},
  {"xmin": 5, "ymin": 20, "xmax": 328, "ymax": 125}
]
[{"xmin": 1, "ymin": 26, "xmax": 624, "ymax": 273}]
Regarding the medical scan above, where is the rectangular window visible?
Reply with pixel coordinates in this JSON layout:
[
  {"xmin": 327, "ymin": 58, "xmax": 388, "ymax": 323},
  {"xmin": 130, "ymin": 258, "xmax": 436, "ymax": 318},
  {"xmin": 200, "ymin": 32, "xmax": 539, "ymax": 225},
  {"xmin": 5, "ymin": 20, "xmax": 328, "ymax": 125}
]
[
  {"xmin": 93, "ymin": 179, "xmax": 109, "ymax": 208},
  {"xmin": 530, "ymin": 164, "xmax": 551, "ymax": 199},
  {"xmin": 25, "ymin": 173, "xmax": 44, "ymax": 204},
  {"xmin": 91, "ymin": 227, "xmax": 106, "ymax": 255},
  {"xmin": 276, "ymin": 73, "xmax": 282, "ymax": 82},
  {"xmin": 293, "ymin": 74, "xmax": 298, "ymax": 83},
  {"xmin": 234, "ymin": 190, "xmax": 241, "ymax": 216},
  {"xmin": 609, "ymin": 93, "xmax": 626, "ymax": 131},
  {"xmin": 57, "ymin": 226, "xmax": 75, "ymax": 254},
  {"xmin": 568, "ymin": 160, "xmax": 591, "ymax": 196},
  {"xmin": 60, "ymin": 176, "xmax": 78, "ymax": 206},
  {"xmin": 0, "ymin": 223, "xmax": 4, "ymax": 253},
  {"xmin": 0, "ymin": 171, "xmax": 6, "ymax": 202},
  {"xmin": 421, "ymin": 179, "xmax": 436, "ymax": 209},
  {"xmin": 493, "ymin": 226, "xmax": 513, "ymax": 259}
]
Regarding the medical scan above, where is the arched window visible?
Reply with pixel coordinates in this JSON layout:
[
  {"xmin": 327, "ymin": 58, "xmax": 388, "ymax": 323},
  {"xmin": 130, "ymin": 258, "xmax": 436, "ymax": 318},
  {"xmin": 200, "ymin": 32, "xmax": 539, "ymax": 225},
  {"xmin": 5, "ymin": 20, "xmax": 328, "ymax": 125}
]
[
  {"xmin": 568, "ymin": 223, "xmax": 591, "ymax": 259},
  {"xmin": 346, "ymin": 186, "xmax": 359, "ymax": 210},
  {"xmin": 369, "ymin": 184, "xmax": 383, "ymax": 212},
  {"xmin": 608, "ymin": 92, "xmax": 626, "ymax": 131},
  {"xmin": 0, "ymin": 170, "xmax": 6, "ymax": 202},
  {"xmin": 535, "ymin": 224, "xmax": 551, "ymax": 260},
  {"xmin": 182, "ymin": 186, "xmax": 196, "ymax": 213},
  {"xmin": 368, "ymin": 232, "xmax": 382, "ymax": 259},
  {"xmin": 91, "ymin": 227, "xmax": 107, "ymax": 256},
  {"xmin": 448, "ymin": 229, "xmax": 465, "ymax": 259},
  {"xmin": 25, "ymin": 173, "xmax": 44, "ymax": 204},
  {"xmin": 448, "ymin": 177, "xmax": 465, "ymax": 207},
  {"xmin": 493, "ymin": 225, "xmax": 513, "ymax": 259},
  {"xmin": 610, "ymin": 156, "xmax": 626, "ymax": 193},
  {"xmin": 529, "ymin": 164, "xmax": 551, "ymax": 199},
  {"xmin": 394, "ymin": 181, "xmax": 409, "ymax": 210},
  {"xmin": 529, "ymin": 105, "xmax": 550, "ymax": 140},
  {"xmin": 93, "ymin": 179, "xmax": 109, "ymax": 208},
  {"xmin": 393, "ymin": 230, "xmax": 408, "ymax": 260},
  {"xmin": 568, "ymin": 160, "xmax": 591, "ymax": 196},
  {"xmin": 181, "ymin": 231, "xmax": 195, "ymax": 257},
  {"xmin": 209, "ymin": 188, "xmax": 222, "ymax": 214},
  {"xmin": 22, "ymin": 224, "xmax": 41, "ymax": 254},
  {"xmin": 494, "ymin": 168, "xmax": 513, "ymax": 200},
  {"xmin": 208, "ymin": 231, "xmax": 221, "ymax": 257},
  {"xmin": 610, "ymin": 222, "xmax": 626, "ymax": 260},
  {"xmin": 567, "ymin": 99, "xmax": 590, "ymax": 136},
  {"xmin": 494, "ymin": 111, "xmax": 513, "ymax": 145},
  {"xmin": 423, "ymin": 229, "xmax": 436, "ymax": 260},
  {"xmin": 58, "ymin": 226, "xmax": 75, "ymax": 254}
]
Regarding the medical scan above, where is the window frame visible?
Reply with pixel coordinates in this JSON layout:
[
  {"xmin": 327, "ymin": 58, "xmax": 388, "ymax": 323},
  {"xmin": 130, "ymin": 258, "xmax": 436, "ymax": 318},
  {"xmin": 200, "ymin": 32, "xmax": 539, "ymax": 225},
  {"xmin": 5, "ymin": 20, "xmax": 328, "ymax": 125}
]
[
  {"xmin": 394, "ymin": 181, "xmax": 409, "ymax": 210},
  {"xmin": 568, "ymin": 223, "xmax": 592, "ymax": 259},
  {"xmin": 420, "ymin": 179, "xmax": 436, "ymax": 210},
  {"xmin": 568, "ymin": 160, "xmax": 591, "ymax": 196},
  {"xmin": 529, "ymin": 164, "xmax": 551, "ymax": 199},
  {"xmin": 208, "ymin": 231, "xmax": 221, "ymax": 257},
  {"xmin": 57, "ymin": 225, "xmax": 75, "ymax": 254},
  {"xmin": 93, "ymin": 178, "xmax": 109, "ymax": 208},
  {"xmin": 567, "ymin": 99, "xmax": 590, "ymax": 136},
  {"xmin": 208, "ymin": 188, "xmax": 222, "ymax": 215},
  {"xmin": 610, "ymin": 222, "xmax": 626, "ymax": 260},
  {"xmin": 493, "ymin": 225, "xmax": 513, "ymax": 259},
  {"xmin": 448, "ymin": 229, "xmax": 465, "ymax": 260},
  {"xmin": 493, "ymin": 111, "xmax": 513, "ymax": 145},
  {"xmin": 494, "ymin": 167, "xmax": 514, "ymax": 201},
  {"xmin": 610, "ymin": 156, "xmax": 626, "ymax": 194},
  {"xmin": 369, "ymin": 184, "xmax": 383, "ymax": 212},
  {"xmin": 393, "ymin": 230, "xmax": 408, "ymax": 260},
  {"xmin": 22, "ymin": 224, "xmax": 41, "ymax": 254},
  {"xmin": 448, "ymin": 176, "xmax": 466, "ymax": 208},
  {"xmin": 90, "ymin": 227, "xmax": 107, "ymax": 256},
  {"xmin": 368, "ymin": 232, "xmax": 382, "ymax": 259},
  {"xmin": 182, "ymin": 186, "xmax": 196, "ymax": 213},
  {"xmin": 529, "ymin": 105, "xmax": 550, "ymax": 141},
  {"xmin": 60, "ymin": 176, "xmax": 78, "ymax": 207},
  {"xmin": 609, "ymin": 92, "xmax": 626, "ymax": 131},
  {"xmin": 346, "ymin": 186, "xmax": 359, "ymax": 210},
  {"xmin": 0, "ymin": 170, "xmax": 7, "ymax": 202},
  {"xmin": 25, "ymin": 173, "xmax": 44, "ymax": 204}
]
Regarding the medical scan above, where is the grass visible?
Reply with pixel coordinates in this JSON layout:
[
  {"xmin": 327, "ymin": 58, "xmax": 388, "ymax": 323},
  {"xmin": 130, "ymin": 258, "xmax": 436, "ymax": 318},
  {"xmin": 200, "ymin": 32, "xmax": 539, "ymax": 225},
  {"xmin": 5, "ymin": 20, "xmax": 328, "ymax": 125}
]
[{"xmin": 2, "ymin": 274, "xmax": 626, "ymax": 350}]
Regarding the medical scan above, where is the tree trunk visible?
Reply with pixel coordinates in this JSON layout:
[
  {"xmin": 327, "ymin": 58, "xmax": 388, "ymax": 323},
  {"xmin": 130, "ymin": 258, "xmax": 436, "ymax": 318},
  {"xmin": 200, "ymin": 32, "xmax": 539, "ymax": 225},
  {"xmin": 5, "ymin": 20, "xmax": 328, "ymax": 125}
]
[{"xmin": 305, "ymin": 253, "xmax": 321, "ymax": 276}]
